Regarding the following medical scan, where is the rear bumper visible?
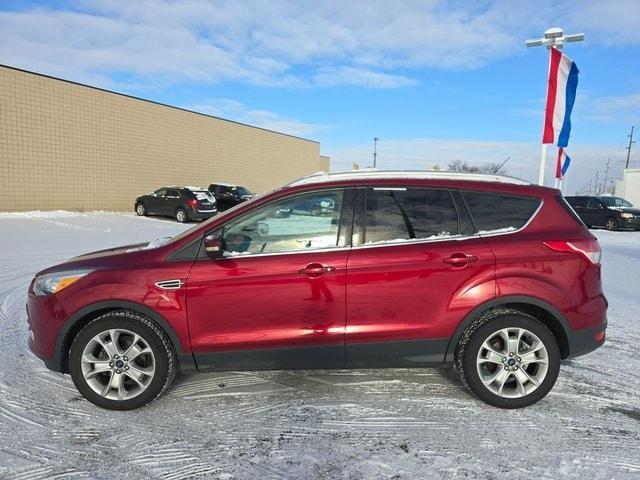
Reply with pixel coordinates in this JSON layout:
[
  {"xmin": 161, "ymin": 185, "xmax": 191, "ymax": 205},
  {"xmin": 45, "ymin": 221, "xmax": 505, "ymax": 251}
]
[
  {"xmin": 567, "ymin": 322, "xmax": 607, "ymax": 359},
  {"xmin": 189, "ymin": 209, "xmax": 217, "ymax": 221}
]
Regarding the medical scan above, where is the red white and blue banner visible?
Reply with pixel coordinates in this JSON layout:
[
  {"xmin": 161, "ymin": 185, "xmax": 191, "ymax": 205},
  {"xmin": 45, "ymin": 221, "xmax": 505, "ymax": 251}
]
[
  {"xmin": 542, "ymin": 48, "xmax": 579, "ymax": 148},
  {"xmin": 555, "ymin": 147, "xmax": 571, "ymax": 179}
]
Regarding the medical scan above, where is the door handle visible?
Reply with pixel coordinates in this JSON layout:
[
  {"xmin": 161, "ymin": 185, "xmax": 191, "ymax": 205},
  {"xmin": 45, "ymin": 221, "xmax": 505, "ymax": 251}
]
[
  {"xmin": 443, "ymin": 253, "xmax": 479, "ymax": 267},
  {"xmin": 298, "ymin": 263, "xmax": 335, "ymax": 277}
]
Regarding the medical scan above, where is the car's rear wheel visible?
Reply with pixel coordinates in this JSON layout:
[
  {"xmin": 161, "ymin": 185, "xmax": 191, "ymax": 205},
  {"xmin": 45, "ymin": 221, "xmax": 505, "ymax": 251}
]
[
  {"xmin": 175, "ymin": 208, "xmax": 188, "ymax": 223},
  {"xmin": 135, "ymin": 203, "xmax": 147, "ymax": 216},
  {"xmin": 605, "ymin": 217, "xmax": 618, "ymax": 231},
  {"xmin": 455, "ymin": 308, "xmax": 560, "ymax": 408},
  {"xmin": 69, "ymin": 311, "xmax": 176, "ymax": 410}
]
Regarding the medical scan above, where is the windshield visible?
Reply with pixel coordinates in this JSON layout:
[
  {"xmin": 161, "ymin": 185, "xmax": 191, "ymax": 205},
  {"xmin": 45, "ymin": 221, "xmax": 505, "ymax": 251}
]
[{"xmin": 599, "ymin": 197, "xmax": 633, "ymax": 208}]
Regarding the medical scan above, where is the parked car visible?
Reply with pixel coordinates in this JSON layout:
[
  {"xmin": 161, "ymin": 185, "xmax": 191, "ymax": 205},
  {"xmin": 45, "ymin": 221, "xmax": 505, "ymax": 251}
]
[
  {"xmin": 564, "ymin": 195, "xmax": 640, "ymax": 231},
  {"xmin": 28, "ymin": 171, "xmax": 607, "ymax": 410},
  {"xmin": 208, "ymin": 183, "xmax": 253, "ymax": 211},
  {"xmin": 135, "ymin": 186, "xmax": 217, "ymax": 223},
  {"xmin": 274, "ymin": 195, "xmax": 337, "ymax": 218}
]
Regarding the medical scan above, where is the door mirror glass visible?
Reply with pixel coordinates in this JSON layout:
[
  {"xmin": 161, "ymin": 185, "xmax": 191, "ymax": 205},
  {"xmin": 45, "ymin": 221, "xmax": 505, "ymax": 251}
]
[{"xmin": 203, "ymin": 234, "xmax": 223, "ymax": 258}]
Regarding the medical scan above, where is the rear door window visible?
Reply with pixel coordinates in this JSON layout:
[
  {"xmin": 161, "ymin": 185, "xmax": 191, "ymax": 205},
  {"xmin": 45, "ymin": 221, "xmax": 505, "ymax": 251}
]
[
  {"xmin": 364, "ymin": 188, "xmax": 459, "ymax": 244},
  {"xmin": 461, "ymin": 192, "xmax": 541, "ymax": 233}
]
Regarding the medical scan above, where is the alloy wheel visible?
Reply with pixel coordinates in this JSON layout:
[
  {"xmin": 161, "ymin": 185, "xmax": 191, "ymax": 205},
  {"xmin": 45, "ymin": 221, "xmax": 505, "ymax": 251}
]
[
  {"xmin": 80, "ymin": 329, "xmax": 156, "ymax": 401},
  {"xmin": 476, "ymin": 327, "xmax": 549, "ymax": 398}
]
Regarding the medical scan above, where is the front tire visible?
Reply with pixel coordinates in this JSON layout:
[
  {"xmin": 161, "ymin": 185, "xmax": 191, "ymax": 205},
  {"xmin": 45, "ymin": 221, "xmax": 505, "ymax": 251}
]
[
  {"xmin": 455, "ymin": 308, "xmax": 560, "ymax": 409},
  {"xmin": 68, "ymin": 311, "xmax": 176, "ymax": 410},
  {"xmin": 605, "ymin": 217, "xmax": 618, "ymax": 231},
  {"xmin": 135, "ymin": 203, "xmax": 147, "ymax": 216}
]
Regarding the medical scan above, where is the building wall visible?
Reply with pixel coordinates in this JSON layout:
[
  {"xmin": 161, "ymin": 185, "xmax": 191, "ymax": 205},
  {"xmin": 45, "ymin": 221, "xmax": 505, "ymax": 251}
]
[
  {"xmin": 616, "ymin": 168, "xmax": 640, "ymax": 206},
  {"xmin": 0, "ymin": 66, "xmax": 328, "ymax": 212}
]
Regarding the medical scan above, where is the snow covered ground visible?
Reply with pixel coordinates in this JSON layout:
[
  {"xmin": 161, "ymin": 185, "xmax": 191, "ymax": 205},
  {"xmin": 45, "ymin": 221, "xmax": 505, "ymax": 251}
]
[{"xmin": 0, "ymin": 212, "xmax": 639, "ymax": 479}]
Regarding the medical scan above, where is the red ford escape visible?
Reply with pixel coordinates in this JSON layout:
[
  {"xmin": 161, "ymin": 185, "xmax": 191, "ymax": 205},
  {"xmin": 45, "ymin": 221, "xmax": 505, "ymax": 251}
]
[{"xmin": 27, "ymin": 171, "xmax": 607, "ymax": 410}]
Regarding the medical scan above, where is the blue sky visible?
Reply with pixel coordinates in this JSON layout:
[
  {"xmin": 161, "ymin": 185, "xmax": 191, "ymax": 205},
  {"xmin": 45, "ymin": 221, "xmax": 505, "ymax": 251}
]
[{"xmin": 1, "ymin": 0, "xmax": 639, "ymax": 193}]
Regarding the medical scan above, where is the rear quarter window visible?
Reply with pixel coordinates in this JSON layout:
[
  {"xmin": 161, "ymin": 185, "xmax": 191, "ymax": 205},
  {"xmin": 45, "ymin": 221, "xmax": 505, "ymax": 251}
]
[{"xmin": 461, "ymin": 191, "xmax": 541, "ymax": 233}]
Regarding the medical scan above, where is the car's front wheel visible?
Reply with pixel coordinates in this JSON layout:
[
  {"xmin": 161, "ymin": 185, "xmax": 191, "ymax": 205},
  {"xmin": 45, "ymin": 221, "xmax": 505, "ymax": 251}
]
[
  {"xmin": 605, "ymin": 217, "xmax": 618, "ymax": 231},
  {"xmin": 68, "ymin": 311, "xmax": 176, "ymax": 410},
  {"xmin": 455, "ymin": 308, "xmax": 560, "ymax": 408},
  {"xmin": 135, "ymin": 202, "xmax": 147, "ymax": 216}
]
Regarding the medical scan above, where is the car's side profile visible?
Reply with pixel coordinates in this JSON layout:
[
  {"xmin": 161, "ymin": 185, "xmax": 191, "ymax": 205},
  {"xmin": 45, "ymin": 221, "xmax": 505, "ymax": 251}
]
[
  {"xmin": 135, "ymin": 186, "xmax": 217, "ymax": 223},
  {"xmin": 565, "ymin": 195, "xmax": 640, "ymax": 231},
  {"xmin": 28, "ymin": 171, "xmax": 607, "ymax": 410}
]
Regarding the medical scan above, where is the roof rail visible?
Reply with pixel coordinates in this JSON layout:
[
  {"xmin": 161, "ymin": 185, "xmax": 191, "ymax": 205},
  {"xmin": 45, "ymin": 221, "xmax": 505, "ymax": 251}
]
[{"xmin": 286, "ymin": 169, "xmax": 531, "ymax": 187}]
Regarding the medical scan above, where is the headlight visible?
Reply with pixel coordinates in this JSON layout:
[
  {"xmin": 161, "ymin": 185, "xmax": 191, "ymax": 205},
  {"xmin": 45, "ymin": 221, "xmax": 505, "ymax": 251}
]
[
  {"xmin": 620, "ymin": 213, "xmax": 634, "ymax": 219},
  {"xmin": 32, "ymin": 269, "xmax": 93, "ymax": 296}
]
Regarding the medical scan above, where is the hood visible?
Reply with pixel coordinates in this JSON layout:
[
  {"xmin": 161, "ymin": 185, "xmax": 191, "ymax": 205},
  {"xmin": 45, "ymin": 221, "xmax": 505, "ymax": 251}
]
[
  {"xmin": 37, "ymin": 237, "xmax": 172, "ymax": 275},
  {"xmin": 610, "ymin": 207, "xmax": 640, "ymax": 215}
]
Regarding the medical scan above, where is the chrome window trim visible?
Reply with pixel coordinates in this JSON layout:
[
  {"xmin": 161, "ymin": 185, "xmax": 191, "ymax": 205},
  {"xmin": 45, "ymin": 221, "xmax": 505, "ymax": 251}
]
[{"xmin": 197, "ymin": 186, "xmax": 544, "ymax": 259}]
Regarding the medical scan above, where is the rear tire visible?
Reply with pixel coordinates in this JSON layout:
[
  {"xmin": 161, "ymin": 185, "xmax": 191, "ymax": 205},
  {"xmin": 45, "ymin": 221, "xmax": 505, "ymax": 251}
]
[
  {"xmin": 175, "ymin": 208, "xmax": 188, "ymax": 223},
  {"xmin": 135, "ymin": 203, "xmax": 147, "ymax": 216},
  {"xmin": 455, "ymin": 308, "xmax": 560, "ymax": 409},
  {"xmin": 68, "ymin": 311, "xmax": 176, "ymax": 410},
  {"xmin": 605, "ymin": 217, "xmax": 618, "ymax": 231}
]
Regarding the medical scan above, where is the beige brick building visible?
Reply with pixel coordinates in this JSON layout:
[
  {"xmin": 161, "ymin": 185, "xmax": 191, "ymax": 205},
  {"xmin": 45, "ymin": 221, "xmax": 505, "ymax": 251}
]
[{"xmin": 0, "ymin": 65, "xmax": 330, "ymax": 212}]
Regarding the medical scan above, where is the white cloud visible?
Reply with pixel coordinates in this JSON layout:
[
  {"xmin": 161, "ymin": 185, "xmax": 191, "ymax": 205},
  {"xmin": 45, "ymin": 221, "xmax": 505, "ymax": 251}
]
[
  {"xmin": 186, "ymin": 99, "xmax": 329, "ymax": 138},
  {"xmin": 329, "ymin": 137, "xmax": 630, "ymax": 194},
  {"xmin": 2, "ymin": 0, "xmax": 638, "ymax": 89},
  {"xmin": 313, "ymin": 66, "xmax": 419, "ymax": 88}
]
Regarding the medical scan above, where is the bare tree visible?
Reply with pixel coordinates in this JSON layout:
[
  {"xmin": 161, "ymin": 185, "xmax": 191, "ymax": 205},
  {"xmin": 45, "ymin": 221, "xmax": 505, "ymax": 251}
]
[
  {"xmin": 448, "ymin": 159, "xmax": 480, "ymax": 173},
  {"xmin": 481, "ymin": 162, "xmax": 507, "ymax": 175}
]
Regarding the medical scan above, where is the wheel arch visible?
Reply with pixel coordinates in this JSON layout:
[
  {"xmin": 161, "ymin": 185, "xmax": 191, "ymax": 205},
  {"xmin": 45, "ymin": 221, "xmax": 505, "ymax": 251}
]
[
  {"xmin": 445, "ymin": 295, "xmax": 572, "ymax": 362},
  {"xmin": 53, "ymin": 300, "xmax": 187, "ymax": 373}
]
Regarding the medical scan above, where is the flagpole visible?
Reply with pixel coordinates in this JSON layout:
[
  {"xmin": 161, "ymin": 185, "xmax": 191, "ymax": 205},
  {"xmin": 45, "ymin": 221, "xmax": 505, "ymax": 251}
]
[
  {"xmin": 526, "ymin": 27, "xmax": 585, "ymax": 186},
  {"xmin": 538, "ymin": 48, "xmax": 553, "ymax": 186}
]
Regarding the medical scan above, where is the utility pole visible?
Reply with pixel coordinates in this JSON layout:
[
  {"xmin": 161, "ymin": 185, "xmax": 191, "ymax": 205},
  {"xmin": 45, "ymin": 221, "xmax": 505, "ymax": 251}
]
[
  {"xmin": 603, "ymin": 158, "xmax": 610, "ymax": 194},
  {"xmin": 625, "ymin": 126, "xmax": 635, "ymax": 169},
  {"xmin": 373, "ymin": 137, "xmax": 379, "ymax": 169},
  {"xmin": 526, "ymin": 27, "xmax": 585, "ymax": 186},
  {"xmin": 594, "ymin": 170, "xmax": 600, "ymax": 194}
]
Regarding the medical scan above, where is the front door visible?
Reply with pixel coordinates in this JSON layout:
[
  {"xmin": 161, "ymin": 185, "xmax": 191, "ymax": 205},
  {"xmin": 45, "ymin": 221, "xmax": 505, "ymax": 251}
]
[
  {"xmin": 345, "ymin": 187, "xmax": 495, "ymax": 367},
  {"xmin": 585, "ymin": 198, "xmax": 605, "ymax": 226},
  {"xmin": 186, "ymin": 188, "xmax": 354, "ymax": 370}
]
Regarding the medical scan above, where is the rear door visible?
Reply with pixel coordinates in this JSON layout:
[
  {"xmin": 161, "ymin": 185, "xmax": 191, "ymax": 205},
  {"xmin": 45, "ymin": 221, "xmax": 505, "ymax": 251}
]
[
  {"xmin": 345, "ymin": 187, "xmax": 496, "ymax": 367},
  {"xmin": 164, "ymin": 188, "xmax": 181, "ymax": 215}
]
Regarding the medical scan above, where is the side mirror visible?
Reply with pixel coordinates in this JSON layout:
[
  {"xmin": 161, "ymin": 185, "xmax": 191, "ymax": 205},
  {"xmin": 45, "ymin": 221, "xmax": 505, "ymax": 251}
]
[{"xmin": 204, "ymin": 234, "xmax": 223, "ymax": 258}]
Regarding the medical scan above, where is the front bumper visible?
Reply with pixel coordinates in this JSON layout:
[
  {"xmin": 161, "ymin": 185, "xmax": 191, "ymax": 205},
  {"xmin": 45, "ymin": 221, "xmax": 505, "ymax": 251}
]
[{"xmin": 619, "ymin": 217, "xmax": 640, "ymax": 230}]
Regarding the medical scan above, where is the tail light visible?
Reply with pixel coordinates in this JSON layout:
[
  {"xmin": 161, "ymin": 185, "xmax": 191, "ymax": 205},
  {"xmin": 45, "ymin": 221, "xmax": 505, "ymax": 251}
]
[
  {"xmin": 543, "ymin": 239, "xmax": 601, "ymax": 265},
  {"xmin": 188, "ymin": 198, "xmax": 198, "ymax": 209}
]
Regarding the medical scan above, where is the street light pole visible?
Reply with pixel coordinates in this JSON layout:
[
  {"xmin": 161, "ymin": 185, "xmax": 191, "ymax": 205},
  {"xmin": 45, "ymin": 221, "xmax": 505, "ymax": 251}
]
[
  {"xmin": 373, "ymin": 137, "xmax": 379, "ymax": 169},
  {"xmin": 526, "ymin": 27, "xmax": 585, "ymax": 187}
]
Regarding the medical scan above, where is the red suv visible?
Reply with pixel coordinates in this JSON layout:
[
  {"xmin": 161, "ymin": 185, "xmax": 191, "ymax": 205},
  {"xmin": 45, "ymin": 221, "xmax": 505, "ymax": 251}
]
[{"xmin": 27, "ymin": 171, "xmax": 607, "ymax": 410}]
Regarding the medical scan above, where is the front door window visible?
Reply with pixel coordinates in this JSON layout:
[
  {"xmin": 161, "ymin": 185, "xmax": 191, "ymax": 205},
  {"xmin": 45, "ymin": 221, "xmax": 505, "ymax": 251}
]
[{"xmin": 221, "ymin": 190, "xmax": 344, "ymax": 255}]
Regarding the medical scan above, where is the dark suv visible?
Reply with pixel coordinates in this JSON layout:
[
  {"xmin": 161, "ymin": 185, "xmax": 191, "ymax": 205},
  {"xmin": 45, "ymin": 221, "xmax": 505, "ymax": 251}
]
[
  {"xmin": 28, "ymin": 171, "xmax": 606, "ymax": 410},
  {"xmin": 135, "ymin": 186, "xmax": 217, "ymax": 223},
  {"xmin": 565, "ymin": 195, "xmax": 640, "ymax": 231},
  {"xmin": 208, "ymin": 183, "xmax": 253, "ymax": 211}
]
